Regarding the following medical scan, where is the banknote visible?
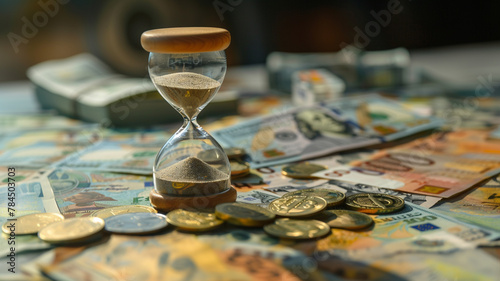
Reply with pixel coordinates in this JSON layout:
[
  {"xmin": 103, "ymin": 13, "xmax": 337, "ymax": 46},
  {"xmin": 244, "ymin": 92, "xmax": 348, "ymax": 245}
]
[
  {"xmin": 323, "ymin": 94, "xmax": 442, "ymax": 141},
  {"xmin": 40, "ymin": 231, "xmax": 304, "ymax": 281},
  {"xmin": 214, "ymin": 95, "xmax": 440, "ymax": 168},
  {"xmin": 231, "ymin": 150, "xmax": 373, "ymax": 191},
  {"xmin": 236, "ymin": 189, "xmax": 281, "ymax": 207},
  {"xmin": 0, "ymin": 113, "xmax": 84, "ymax": 133},
  {"xmin": 315, "ymin": 248, "xmax": 500, "ymax": 281},
  {"xmin": 293, "ymin": 202, "xmax": 500, "ymax": 261},
  {"xmin": 0, "ymin": 179, "xmax": 58, "ymax": 255},
  {"xmin": 55, "ymin": 137, "xmax": 166, "ymax": 175},
  {"xmin": 430, "ymin": 174, "xmax": 500, "ymax": 232},
  {"xmin": 214, "ymin": 105, "xmax": 376, "ymax": 168},
  {"xmin": 42, "ymin": 169, "xmax": 155, "ymax": 218},
  {"xmin": 0, "ymin": 141, "xmax": 88, "ymax": 169},
  {"xmin": 314, "ymin": 151, "xmax": 500, "ymax": 198},
  {"xmin": 396, "ymin": 129, "xmax": 500, "ymax": 156}
]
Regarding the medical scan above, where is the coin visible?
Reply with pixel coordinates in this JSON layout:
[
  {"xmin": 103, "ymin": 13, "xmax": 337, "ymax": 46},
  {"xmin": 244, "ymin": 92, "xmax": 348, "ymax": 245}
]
[
  {"xmin": 345, "ymin": 193, "xmax": 404, "ymax": 214},
  {"xmin": 281, "ymin": 162, "xmax": 328, "ymax": 179},
  {"xmin": 38, "ymin": 217, "xmax": 105, "ymax": 244},
  {"xmin": 268, "ymin": 195, "xmax": 327, "ymax": 217},
  {"xmin": 104, "ymin": 213, "xmax": 168, "ymax": 235},
  {"xmin": 314, "ymin": 210, "xmax": 373, "ymax": 230},
  {"xmin": 283, "ymin": 189, "xmax": 345, "ymax": 208},
  {"xmin": 215, "ymin": 202, "xmax": 275, "ymax": 227},
  {"xmin": 166, "ymin": 209, "xmax": 223, "ymax": 232},
  {"xmin": 224, "ymin": 147, "xmax": 246, "ymax": 159},
  {"xmin": 90, "ymin": 205, "xmax": 157, "ymax": 219},
  {"xmin": 197, "ymin": 149, "xmax": 224, "ymax": 164},
  {"xmin": 2, "ymin": 213, "xmax": 64, "ymax": 235},
  {"xmin": 263, "ymin": 219, "xmax": 330, "ymax": 240},
  {"xmin": 230, "ymin": 161, "xmax": 250, "ymax": 177}
]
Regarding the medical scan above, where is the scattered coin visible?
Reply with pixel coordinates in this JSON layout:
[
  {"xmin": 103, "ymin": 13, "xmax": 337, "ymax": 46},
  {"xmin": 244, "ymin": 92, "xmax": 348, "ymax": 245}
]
[
  {"xmin": 314, "ymin": 210, "xmax": 373, "ymax": 230},
  {"xmin": 38, "ymin": 217, "xmax": 105, "ymax": 244},
  {"xmin": 268, "ymin": 195, "xmax": 327, "ymax": 217},
  {"xmin": 2, "ymin": 213, "xmax": 64, "ymax": 235},
  {"xmin": 283, "ymin": 189, "xmax": 345, "ymax": 208},
  {"xmin": 345, "ymin": 193, "xmax": 404, "ymax": 214},
  {"xmin": 166, "ymin": 209, "xmax": 224, "ymax": 232},
  {"xmin": 215, "ymin": 202, "xmax": 275, "ymax": 227},
  {"xmin": 224, "ymin": 147, "xmax": 246, "ymax": 159},
  {"xmin": 230, "ymin": 161, "xmax": 250, "ymax": 178},
  {"xmin": 281, "ymin": 162, "xmax": 328, "ymax": 179},
  {"xmin": 104, "ymin": 213, "xmax": 168, "ymax": 235},
  {"xmin": 90, "ymin": 205, "xmax": 157, "ymax": 220},
  {"xmin": 263, "ymin": 218, "xmax": 330, "ymax": 240},
  {"xmin": 197, "ymin": 149, "xmax": 224, "ymax": 164}
]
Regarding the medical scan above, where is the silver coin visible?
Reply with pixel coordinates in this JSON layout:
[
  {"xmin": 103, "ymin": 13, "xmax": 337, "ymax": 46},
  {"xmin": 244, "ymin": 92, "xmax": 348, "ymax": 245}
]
[{"xmin": 104, "ymin": 213, "xmax": 168, "ymax": 234}]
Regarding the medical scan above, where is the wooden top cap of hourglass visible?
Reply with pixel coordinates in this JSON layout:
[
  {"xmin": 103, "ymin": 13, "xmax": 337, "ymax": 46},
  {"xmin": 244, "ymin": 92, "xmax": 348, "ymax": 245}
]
[{"xmin": 141, "ymin": 27, "xmax": 231, "ymax": 53}]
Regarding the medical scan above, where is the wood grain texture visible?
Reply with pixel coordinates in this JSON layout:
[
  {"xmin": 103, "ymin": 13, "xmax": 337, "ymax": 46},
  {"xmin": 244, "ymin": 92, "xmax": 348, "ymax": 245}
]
[
  {"xmin": 141, "ymin": 27, "xmax": 230, "ymax": 53},
  {"xmin": 149, "ymin": 186, "xmax": 237, "ymax": 212}
]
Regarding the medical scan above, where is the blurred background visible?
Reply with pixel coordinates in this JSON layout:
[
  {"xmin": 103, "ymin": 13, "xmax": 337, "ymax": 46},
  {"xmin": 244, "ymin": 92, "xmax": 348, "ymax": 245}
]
[{"xmin": 1, "ymin": 0, "xmax": 500, "ymax": 81}]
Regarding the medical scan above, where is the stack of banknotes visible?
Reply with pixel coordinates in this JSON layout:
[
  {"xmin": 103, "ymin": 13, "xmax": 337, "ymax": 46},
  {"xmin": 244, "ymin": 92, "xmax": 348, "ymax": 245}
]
[
  {"xmin": 1, "ymin": 93, "xmax": 500, "ymax": 281},
  {"xmin": 26, "ymin": 54, "xmax": 238, "ymax": 127}
]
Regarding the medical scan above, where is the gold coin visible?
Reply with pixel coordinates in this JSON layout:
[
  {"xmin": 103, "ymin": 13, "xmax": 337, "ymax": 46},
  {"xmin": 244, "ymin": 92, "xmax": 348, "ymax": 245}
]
[
  {"xmin": 224, "ymin": 147, "xmax": 246, "ymax": 159},
  {"xmin": 166, "ymin": 209, "xmax": 223, "ymax": 232},
  {"xmin": 90, "ymin": 205, "xmax": 157, "ymax": 219},
  {"xmin": 38, "ymin": 217, "xmax": 105, "ymax": 244},
  {"xmin": 268, "ymin": 195, "xmax": 327, "ymax": 217},
  {"xmin": 283, "ymin": 189, "xmax": 345, "ymax": 208},
  {"xmin": 263, "ymin": 218, "xmax": 330, "ymax": 240},
  {"xmin": 215, "ymin": 202, "xmax": 275, "ymax": 227},
  {"xmin": 2, "ymin": 213, "xmax": 64, "ymax": 235},
  {"xmin": 281, "ymin": 162, "xmax": 328, "ymax": 179},
  {"xmin": 230, "ymin": 161, "xmax": 250, "ymax": 177},
  {"xmin": 345, "ymin": 193, "xmax": 404, "ymax": 214},
  {"xmin": 314, "ymin": 210, "xmax": 373, "ymax": 230}
]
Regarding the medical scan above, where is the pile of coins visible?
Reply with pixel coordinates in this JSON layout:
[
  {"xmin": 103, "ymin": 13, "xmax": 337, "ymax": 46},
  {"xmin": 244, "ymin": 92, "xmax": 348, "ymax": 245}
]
[{"xmin": 1, "ymin": 191, "xmax": 405, "ymax": 244}]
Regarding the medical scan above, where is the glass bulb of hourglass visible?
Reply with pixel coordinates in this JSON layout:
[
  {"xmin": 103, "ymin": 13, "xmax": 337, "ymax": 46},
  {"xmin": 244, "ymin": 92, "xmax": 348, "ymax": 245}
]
[{"xmin": 141, "ymin": 27, "xmax": 235, "ymax": 211}]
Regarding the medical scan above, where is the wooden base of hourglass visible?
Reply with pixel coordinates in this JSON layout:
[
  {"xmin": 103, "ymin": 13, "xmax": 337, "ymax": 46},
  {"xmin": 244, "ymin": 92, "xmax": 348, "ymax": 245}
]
[{"xmin": 149, "ymin": 186, "xmax": 237, "ymax": 212}]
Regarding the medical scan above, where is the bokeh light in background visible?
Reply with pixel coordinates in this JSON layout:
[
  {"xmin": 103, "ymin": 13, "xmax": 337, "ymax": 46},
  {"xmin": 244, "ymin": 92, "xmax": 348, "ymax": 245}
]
[{"xmin": 1, "ymin": 0, "xmax": 500, "ymax": 81}]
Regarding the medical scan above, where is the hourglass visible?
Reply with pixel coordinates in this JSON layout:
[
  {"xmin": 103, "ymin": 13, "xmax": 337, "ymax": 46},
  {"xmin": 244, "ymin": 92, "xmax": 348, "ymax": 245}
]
[{"xmin": 141, "ymin": 27, "xmax": 236, "ymax": 212}]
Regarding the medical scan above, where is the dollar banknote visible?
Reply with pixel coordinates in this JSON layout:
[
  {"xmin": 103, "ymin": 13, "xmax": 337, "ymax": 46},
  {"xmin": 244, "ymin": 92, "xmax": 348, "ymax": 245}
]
[
  {"xmin": 430, "ymin": 174, "xmax": 500, "ymax": 232},
  {"xmin": 42, "ymin": 169, "xmax": 154, "ymax": 218},
  {"xmin": 236, "ymin": 189, "xmax": 281, "ymax": 207},
  {"xmin": 214, "ymin": 94, "xmax": 441, "ymax": 168}
]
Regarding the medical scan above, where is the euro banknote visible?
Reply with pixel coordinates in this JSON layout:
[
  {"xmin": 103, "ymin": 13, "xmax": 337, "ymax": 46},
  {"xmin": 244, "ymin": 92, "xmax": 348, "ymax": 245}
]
[{"xmin": 314, "ymin": 154, "xmax": 500, "ymax": 199}]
